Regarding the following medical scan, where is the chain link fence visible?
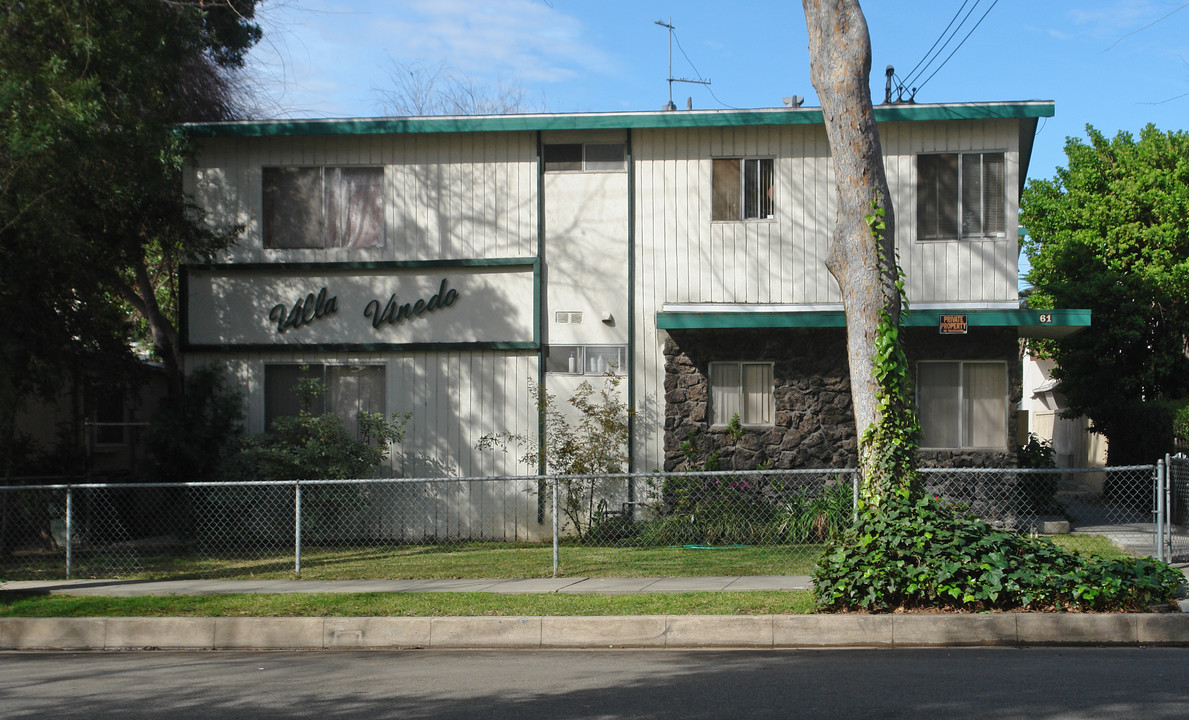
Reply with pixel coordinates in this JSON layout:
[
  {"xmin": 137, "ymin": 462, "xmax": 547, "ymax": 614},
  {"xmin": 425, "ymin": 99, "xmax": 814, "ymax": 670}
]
[
  {"xmin": 0, "ymin": 465, "xmax": 1171, "ymax": 581},
  {"xmin": 1165, "ymin": 455, "xmax": 1189, "ymax": 562}
]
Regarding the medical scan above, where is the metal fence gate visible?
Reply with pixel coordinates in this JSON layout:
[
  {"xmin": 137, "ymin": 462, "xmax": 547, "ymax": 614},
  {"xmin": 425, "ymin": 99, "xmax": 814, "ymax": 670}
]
[{"xmin": 1161, "ymin": 454, "xmax": 1189, "ymax": 563}]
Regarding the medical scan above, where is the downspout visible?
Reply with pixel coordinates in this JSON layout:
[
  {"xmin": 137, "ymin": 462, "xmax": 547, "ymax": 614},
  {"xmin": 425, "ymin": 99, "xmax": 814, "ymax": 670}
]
[
  {"xmin": 627, "ymin": 129, "xmax": 637, "ymax": 496},
  {"xmin": 536, "ymin": 131, "xmax": 547, "ymax": 523}
]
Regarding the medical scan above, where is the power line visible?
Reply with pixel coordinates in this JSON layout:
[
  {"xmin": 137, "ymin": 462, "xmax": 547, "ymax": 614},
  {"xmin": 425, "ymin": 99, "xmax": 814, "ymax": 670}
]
[
  {"xmin": 903, "ymin": 0, "xmax": 983, "ymax": 91},
  {"xmin": 1104, "ymin": 2, "xmax": 1189, "ymax": 53},
  {"xmin": 900, "ymin": 0, "xmax": 973, "ymax": 88},
  {"xmin": 671, "ymin": 27, "xmax": 737, "ymax": 109},
  {"xmin": 914, "ymin": 0, "xmax": 1000, "ymax": 94}
]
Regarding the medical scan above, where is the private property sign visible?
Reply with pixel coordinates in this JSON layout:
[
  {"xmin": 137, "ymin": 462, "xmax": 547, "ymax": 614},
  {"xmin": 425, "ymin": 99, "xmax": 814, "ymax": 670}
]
[{"xmin": 939, "ymin": 314, "xmax": 968, "ymax": 335}]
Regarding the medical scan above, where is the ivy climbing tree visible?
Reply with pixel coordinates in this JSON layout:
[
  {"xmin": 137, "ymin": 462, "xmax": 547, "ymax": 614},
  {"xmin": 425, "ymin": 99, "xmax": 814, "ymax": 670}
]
[{"xmin": 802, "ymin": 0, "xmax": 920, "ymax": 504}]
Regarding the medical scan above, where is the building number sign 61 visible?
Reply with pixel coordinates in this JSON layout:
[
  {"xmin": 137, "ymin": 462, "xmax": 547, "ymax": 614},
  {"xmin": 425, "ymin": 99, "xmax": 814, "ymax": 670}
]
[{"xmin": 1038, "ymin": 313, "xmax": 1053, "ymax": 324}]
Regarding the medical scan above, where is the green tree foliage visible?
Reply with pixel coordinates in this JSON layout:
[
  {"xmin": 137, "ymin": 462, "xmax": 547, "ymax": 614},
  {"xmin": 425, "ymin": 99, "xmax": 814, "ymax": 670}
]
[
  {"xmin": 0, "ymin": 1, "xmax": 261, "ymax": 461},
  {"xmin": 1021, "ymin": 125, "xmax": 1189, "ymax": 463}
]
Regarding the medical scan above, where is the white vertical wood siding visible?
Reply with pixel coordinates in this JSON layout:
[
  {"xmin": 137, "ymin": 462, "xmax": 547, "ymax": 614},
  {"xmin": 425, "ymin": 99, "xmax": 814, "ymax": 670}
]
[
  {"xmin": 184, "ymin": 350, "xmax": 538, "ymax": 477},
  {"xmin": 630, "ymin": 118, "xmax": 1022, "ymax": 471},
  {"xmin": 190, "ymin": 131, "xmax": 539, "ymax": 263}
]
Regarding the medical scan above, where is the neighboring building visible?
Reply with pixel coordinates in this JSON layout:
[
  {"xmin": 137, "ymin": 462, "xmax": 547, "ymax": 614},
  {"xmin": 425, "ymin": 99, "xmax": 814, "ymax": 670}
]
[
  {"xmin": 1021, "ymin": 348, "xmax": 1107, "ymax": 468},
  {"xmin": 10, "ymin": 362, "xmax": 165, "ymax": 480},
  {"xmin": 180, "ymin": 100, "xmax": 1088, "ymax": 483}
]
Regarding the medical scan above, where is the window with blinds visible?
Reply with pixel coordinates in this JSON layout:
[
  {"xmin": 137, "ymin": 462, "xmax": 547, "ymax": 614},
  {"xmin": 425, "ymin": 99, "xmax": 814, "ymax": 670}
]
[
  {"xmin": 263, "ymin": 167, "xmax": 385, "ymax": 249},
  {"xmin": 709, "ymin": 362, "xmax": 774, "ymax": 426},
  {"xmin": 712, "ymin": 158, "xmax": 774, "ymax": 221},
  {"xmin": 917, "ymin": 152, "xmax": 1004, "ymax": 240},
  {"xmin": 917, "ymin": 361, "xmax": 1007, "ymax": 449},
  {"xmin": 264, "ymin": 364, "xmax": 386, "ymax": 439}
]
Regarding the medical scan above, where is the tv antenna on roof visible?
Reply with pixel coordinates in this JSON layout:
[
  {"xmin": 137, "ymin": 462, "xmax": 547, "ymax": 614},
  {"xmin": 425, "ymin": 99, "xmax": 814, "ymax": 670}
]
[{"xmin": 654, "ymin": 18, "xmax": 710, "ymax": 110}]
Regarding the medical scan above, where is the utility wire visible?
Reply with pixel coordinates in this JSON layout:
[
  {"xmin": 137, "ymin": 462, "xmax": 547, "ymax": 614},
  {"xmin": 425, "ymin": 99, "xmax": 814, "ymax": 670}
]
[
  {"xmin": 900, "ymin": 0, "xmax": 972, "ymax": 88},
  {"xmin": 903, "ymin": 0, "xmax": 983, "ymax": 90},
  {"xmin": 915, "ymin": 0, "xmax": 1000, "ymax": 94},
  {"xmin": 672, "ymin": 28, "xmax": 738, "ymax": 109},
  {"xmin": 1104, "ymin": 2, "xmax": 1189, "ymax": 53}
]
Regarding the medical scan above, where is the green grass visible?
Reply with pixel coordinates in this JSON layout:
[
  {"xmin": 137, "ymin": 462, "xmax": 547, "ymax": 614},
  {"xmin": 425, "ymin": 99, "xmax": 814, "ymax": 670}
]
[
  {"xmin": 1047, "ymin": 533, "xmax": 1134, "ymax": 559},
  {"xmin": 0, "ymin": 591, "xmax": 816, "ymax": 617},
  {"xmin": 1, "ymin": 542, "xmax": 825, "ymax": 581}
]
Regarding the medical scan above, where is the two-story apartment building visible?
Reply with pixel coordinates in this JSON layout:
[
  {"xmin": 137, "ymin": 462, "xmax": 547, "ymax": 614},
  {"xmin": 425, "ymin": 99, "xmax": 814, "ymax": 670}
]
[{"xmin": 181, "ymin": 101, "xmax": 1087, "ymax": 482}]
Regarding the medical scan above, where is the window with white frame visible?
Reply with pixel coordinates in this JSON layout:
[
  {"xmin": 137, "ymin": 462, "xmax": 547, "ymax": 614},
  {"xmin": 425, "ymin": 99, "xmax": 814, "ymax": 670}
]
[
  {"xmin": 709, "ymin": 362, "xmax": 774, "ymax": 426},
  {"xmin": 263, "ymin": 167, "xmax": 384, "ymax": 249},
  {"xmin": 712, "ymin": 158, "xmax": 774, "ymax": 221},
  {"xmin": 543, "ymin": 143, "xmax": 626, "ymax": 172},
  {"xmin": 264, "ymin": 364, "xmax": 385, "ymax": 438},
  {"xmin": 546, "ymin": 345, "xmax": 627, "ymax": 375},
  {"xmin": 917, "ymin": 360, "xmax": 1007, "ymax": 449},
  {"xmin": 917, "ymin": 152, "xmax": 1005, "ymax": 241}
]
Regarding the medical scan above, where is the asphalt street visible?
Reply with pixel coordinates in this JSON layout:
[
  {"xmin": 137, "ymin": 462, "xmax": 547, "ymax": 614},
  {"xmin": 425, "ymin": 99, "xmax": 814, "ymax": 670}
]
[{"xmin": 3, "ymin": 647, "xmax": 1188, "ymax": 719}]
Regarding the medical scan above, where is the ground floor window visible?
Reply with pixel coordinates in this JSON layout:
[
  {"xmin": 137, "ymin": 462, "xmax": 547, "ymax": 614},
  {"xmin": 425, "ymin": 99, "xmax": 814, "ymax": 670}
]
[
  {"xmin": 709, "ymin": 362, "xmax": 774, "ymax": 426},
  {"xmin": 917, "ymin": 360, "xmax": 1007, "ymax": 449},
  {"xmin": 264, "ymin": 363, "xmax": 385, "ymax": 438},
  {"xmin": 545, "ymin": 345, "xmax": 627, "ymax": 375}
]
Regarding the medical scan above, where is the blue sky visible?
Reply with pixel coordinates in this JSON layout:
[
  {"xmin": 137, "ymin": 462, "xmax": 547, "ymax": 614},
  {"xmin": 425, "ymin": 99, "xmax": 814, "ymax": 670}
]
[{"xmin": 247, "ymin": 0, "xmax": 1189, "ymax": 286}]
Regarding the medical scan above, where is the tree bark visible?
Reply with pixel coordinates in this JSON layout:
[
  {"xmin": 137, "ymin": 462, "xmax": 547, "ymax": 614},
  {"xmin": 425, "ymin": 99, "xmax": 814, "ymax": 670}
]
[
  {"xmin": 803, "ymin": 0, "xmax": 903, "ymax": 474},
  {"xmin": 120, "ymin": 254, "xmax": 184, "ymax": 399}
]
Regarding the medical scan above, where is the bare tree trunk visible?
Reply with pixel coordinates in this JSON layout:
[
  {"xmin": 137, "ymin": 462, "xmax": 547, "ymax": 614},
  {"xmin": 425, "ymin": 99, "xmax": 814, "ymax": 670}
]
[{"xmin": 803, "ymin": 0, "xmax": 913, "ymax": 498}]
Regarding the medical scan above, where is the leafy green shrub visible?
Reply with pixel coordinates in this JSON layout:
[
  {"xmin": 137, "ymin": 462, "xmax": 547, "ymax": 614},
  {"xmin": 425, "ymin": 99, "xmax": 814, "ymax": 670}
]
[
  {"xmin": 1016, "ymin": 433, "xmax": 1060, "ymax": 515},
  {"xmin": 219, "ymin": 375, "xmax": 410, "ymax": 545},
  {"xmin": 814, "ymin": 489, "xmax": 1183, "ymax": 613},
  {"xmin": 1017, "ymin": 433, "xmax": 1055, "ymax": 469},
  {"xmin": 478, "ymin": 374, "xmax": 631, "ymax": 540},
  {"xmin": 1172, "ymin": 402, "xmax": 1189, "ymax": 449},
  {"xmin": 775, "ymin": 480, "xmax": 853, "ymax": 543}
]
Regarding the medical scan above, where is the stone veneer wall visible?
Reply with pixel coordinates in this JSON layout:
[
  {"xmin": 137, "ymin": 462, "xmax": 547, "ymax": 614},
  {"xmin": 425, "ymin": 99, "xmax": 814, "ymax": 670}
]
[{"xmin": 662, "ymin": 327, "xmax": 1020, "ymax": 471}]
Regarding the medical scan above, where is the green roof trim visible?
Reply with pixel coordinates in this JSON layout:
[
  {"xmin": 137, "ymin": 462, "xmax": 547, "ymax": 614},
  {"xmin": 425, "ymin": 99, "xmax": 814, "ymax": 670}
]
[
  {"xmin": 657, "ymin": 308, "xmax": 1090, "ymax": 331},
  {"xmin": 182, "ymin": 102, "xmax": 1055, "ymax": 139}
]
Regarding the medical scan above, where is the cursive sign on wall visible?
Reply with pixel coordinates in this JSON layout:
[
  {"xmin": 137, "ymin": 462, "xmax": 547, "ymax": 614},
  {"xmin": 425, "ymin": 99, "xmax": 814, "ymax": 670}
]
[
  {"xmin": 269, "ymin": 287, "xmax": 339, "ymax": 333},
  {"xmin": 364, "ymin": 278, "xmax": 460, "ymax": 329}
]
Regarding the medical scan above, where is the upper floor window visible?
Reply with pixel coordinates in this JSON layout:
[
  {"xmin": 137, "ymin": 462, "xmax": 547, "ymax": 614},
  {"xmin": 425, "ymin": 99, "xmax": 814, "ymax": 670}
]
[
  {"xmin": 712, "ymin": 158, "xmax": 774, "ymax": 221},
  {"xmin": 917, "ymin": 360, "xmax": 1007, "ymax": 449},
  {"xmin": 917, "ymin": 152, "xmax": 1005, "ymax": 241},
  {"xmin": 263, "ymin": 167, "xmax": 384, "ymax": 249},
  {"xmin": 709, "ymin": 361, "xmax": 774, "ymax": 426},
  {"xmin": 543, "ymin": 143, "xmax": 626, "ymax": 172}
]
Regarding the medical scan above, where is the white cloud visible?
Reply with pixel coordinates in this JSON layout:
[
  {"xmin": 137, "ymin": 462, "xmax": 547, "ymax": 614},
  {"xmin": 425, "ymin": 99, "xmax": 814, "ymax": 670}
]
[{"xmin": 371, "ymin": 0, "xmax": 615, "ymax": 84}]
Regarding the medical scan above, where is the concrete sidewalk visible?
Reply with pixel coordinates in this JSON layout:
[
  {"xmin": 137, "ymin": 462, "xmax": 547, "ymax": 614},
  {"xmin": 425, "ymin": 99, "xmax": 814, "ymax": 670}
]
[{"xmin": 4, "ymin": 575, "xmax": 1189, "ymax": 650}]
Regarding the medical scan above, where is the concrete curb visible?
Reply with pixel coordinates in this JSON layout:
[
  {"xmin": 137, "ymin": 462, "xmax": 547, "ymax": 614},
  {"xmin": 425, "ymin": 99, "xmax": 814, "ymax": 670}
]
[{"xmin": 4, "ymin": 613, "xmax": 1189, "ymax": 650}]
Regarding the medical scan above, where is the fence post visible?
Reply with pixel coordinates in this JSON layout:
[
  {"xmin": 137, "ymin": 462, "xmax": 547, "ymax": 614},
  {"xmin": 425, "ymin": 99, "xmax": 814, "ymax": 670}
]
[
  {"xmin": 294, "ymin": 481, "xmax": 302, "ymax": 576},
  {"xmin": 552, "ymin": 477, "xmax": 559, "ymax": 578},
  {"xmin": 1165, "ymin": 454, "xmax": 1174, "ymax": 560},
  {"xmin": 65, "ymin": 486, "xmax": 73, "ymax": 580},
  {"xmin": 851, "ymin": 470, "xmax": 859, "ymax": 523},
  {"xmin": 1156, "ymin": 459, "xmax": 1166, "ymax": 563}
]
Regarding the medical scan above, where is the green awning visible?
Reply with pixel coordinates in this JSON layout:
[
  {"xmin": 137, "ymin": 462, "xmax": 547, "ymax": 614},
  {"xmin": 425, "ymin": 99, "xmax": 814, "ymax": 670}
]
[{"xmin": 656, "ymin": 308, "xmax": 1090, "ymax": 339}]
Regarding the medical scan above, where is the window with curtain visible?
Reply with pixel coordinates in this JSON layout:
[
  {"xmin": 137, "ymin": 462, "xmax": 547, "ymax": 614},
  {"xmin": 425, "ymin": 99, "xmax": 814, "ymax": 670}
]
[
  {"xmin": 264, "ymin": 364, "xmax": 386, "ymax": 438},
  {"xmin": 917, "ymin": 361, "xmax": 1007, "ymax": 449},
  {"xmin": 917, "ymin": 152, "xmax": 1004, "ymax": 240},
  {"xmin": 712, "ymin": 158, "xmax": 774, "ymax": 221},
  {"xmin": 709, "ymin": 362, "xmax": 774, "ymax": 426},
  {"xmin": 263, "ymin": 166, "xmax": 384, "ymax": 249}
]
